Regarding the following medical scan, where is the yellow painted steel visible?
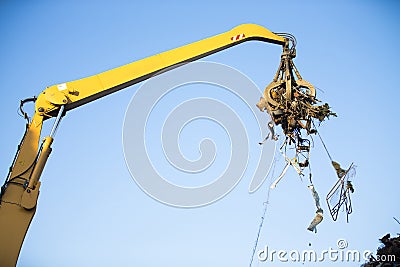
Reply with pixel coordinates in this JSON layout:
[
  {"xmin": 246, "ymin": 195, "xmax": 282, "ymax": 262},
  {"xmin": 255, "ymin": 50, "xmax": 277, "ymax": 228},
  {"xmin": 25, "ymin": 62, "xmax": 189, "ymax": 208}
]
[
  {"xmin": 0, "ymin": 24, "xmax": 285, "ymax": 266},
  {"xmin": 35, "ymin": 24, "xmax": 284, "ymax": 116},
  {"xmin": 0, "ymin": 113, "xmax": 43, "ymax": 267}
]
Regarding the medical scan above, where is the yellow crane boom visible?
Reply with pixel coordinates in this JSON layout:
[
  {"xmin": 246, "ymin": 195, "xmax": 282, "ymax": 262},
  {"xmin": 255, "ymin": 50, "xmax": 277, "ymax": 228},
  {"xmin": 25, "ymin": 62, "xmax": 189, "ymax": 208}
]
[{"xmin": 0, "ymin": 24, "xmax": 285, "ymax": 266}]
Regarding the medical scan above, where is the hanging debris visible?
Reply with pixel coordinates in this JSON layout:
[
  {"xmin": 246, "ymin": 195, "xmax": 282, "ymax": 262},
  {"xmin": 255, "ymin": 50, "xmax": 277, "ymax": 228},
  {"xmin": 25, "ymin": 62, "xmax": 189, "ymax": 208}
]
[
  {"xmin": 326, "ymin": 163, "xmax": 356, "ymax": 222},
  {"xmin": 256, "ymin": 37, "xmax": 336, "ymax": 139},
  {"xmin": 270, "ymin": 146, "xmax": 303, "ymax": 189},
  {"xmin": 332, "ymin": 161, "xmax": 347, "ymax": 178},
  {"xmin": 307, "ymin": 184, "xmax": 323, "ymax": 233},
  {"xmin": 258, "ymin": 121, "xmax": 278, "ymax": 145},
  {"xmin": 256, "ymin": 35, "xmax": 355, "ymax": 230},
  {"xmin": 257, "ymin": 36, "xmax": 332, "ymax": 191}
]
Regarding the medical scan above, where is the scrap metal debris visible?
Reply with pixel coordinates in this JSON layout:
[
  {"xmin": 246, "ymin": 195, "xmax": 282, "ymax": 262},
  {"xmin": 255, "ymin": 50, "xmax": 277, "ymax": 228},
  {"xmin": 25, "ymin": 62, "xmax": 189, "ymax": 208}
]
[
  {"xmin": 259, "ymin": 121, "xmax": 278, "ymax": 145},
  {"xmin": 307, "ymin": 184, "xmax": 323, "ymax": 233},
  {"xmin": 256, "ymin": 35, "xmax": 355, "ymax": 231},
  {"xmin": 332, "ymin": 161, "xmax": 347, "ymax": 178},
  {"xmin": 256, "ymin": 39, "xmax": 336, "ymax": 138},
  {"xmin": 256, "ymin": 36, "xmax": 336, "ymax": 189},
  {"xmin": 270, "ymin": 147, "xmax": 302, "ymax": 189},
  {"xmin": 326, "ymin": 163, "xmax": 356, "ymax": 222},
  {"xmin": 363, "ymin": 233, "xmax": 400, "ymax": 266}
]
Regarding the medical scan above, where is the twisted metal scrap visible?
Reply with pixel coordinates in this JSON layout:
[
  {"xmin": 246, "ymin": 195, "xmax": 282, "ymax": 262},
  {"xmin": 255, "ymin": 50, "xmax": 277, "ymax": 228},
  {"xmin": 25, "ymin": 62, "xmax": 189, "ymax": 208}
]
[
  {"xmin": 257, "ymin": 38, "xmax": 340, "ymax": 232},
  {"xmin": 307, "ymin": 185, "xmax": 323, "ymax": 233},
  {"xmin": 256, "ymin": 40, "xmax": 336, "ymax": 137},
  {"xmin": 326, "ymin": 162, "xmax": 355, "ymax": 222}
]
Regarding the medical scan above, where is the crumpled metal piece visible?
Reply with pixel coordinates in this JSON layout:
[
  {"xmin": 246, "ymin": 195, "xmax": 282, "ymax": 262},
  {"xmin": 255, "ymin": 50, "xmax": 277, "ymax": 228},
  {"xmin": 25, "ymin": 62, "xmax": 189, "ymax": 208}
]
[
  {"xmin": 331, "ymin": 161, "xmax": 347, "ymax": 178},
  {"xmin": 257, "ymin": 44, "xmax": 336, "ymax": 137},
  {"xmin": 326, "ymin": 163, "xmax": 356, "ymax": 222},
  {"xmin": 259, "ymin": 121, "xmax": 278, "ymax": 145},
  {"xmin": 270, "ymin": 156, "xmax": 302, "ymax": 189},
  {"xmin": 267, "ymin": 121, "xmax": 279, "ymax": 141},
  {"xmin": 307, "ymin": 211, "xmax": 323, "ymax": 233},
  {"xmin": 307, "ymin": 185, "xmax": 323, "ymax": 233}
]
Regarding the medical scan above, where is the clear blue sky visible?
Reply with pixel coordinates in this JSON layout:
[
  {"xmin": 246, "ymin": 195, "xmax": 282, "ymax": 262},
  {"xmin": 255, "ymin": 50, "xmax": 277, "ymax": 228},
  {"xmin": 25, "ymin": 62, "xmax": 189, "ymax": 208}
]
[{"xmin": 1, "ymin": 1, "xmax": 399, "ymax": 266}]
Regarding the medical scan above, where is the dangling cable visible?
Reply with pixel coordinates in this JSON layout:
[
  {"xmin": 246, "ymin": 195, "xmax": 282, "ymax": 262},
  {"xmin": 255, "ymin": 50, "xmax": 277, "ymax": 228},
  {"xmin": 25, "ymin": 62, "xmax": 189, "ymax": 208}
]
[
  {"xmin": 312, "ymin": 121, "xmax": 333, "ymax": 162},
  {"xmin": 18, "ymin": 97, "xmax": 37, "ymax": 123},
  {"xmin": 249, "ymin": 157, "xmax": 278, "ymax": 267},
  {"xmin": 274, "ymin": 32, "xmax": 297, "ymax": 54}
]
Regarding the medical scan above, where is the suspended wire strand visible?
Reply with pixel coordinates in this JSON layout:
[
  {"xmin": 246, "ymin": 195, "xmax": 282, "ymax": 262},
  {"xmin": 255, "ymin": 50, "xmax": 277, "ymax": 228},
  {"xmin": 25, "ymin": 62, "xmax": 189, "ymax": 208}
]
[
  {"xmin": 312, "ymin": 121, "xmax": 333, "ymax": 162},
  {"xmin": 248, "ymin": 156, "xmax": 278, "ymax": 267}
]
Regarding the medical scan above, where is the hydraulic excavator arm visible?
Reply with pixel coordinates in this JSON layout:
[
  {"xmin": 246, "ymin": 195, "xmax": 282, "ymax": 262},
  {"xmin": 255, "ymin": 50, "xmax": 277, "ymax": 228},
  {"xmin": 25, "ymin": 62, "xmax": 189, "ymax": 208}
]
[{"xmin": 0, "ymin": 24, "xmax": 285, "ymax": 266}]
